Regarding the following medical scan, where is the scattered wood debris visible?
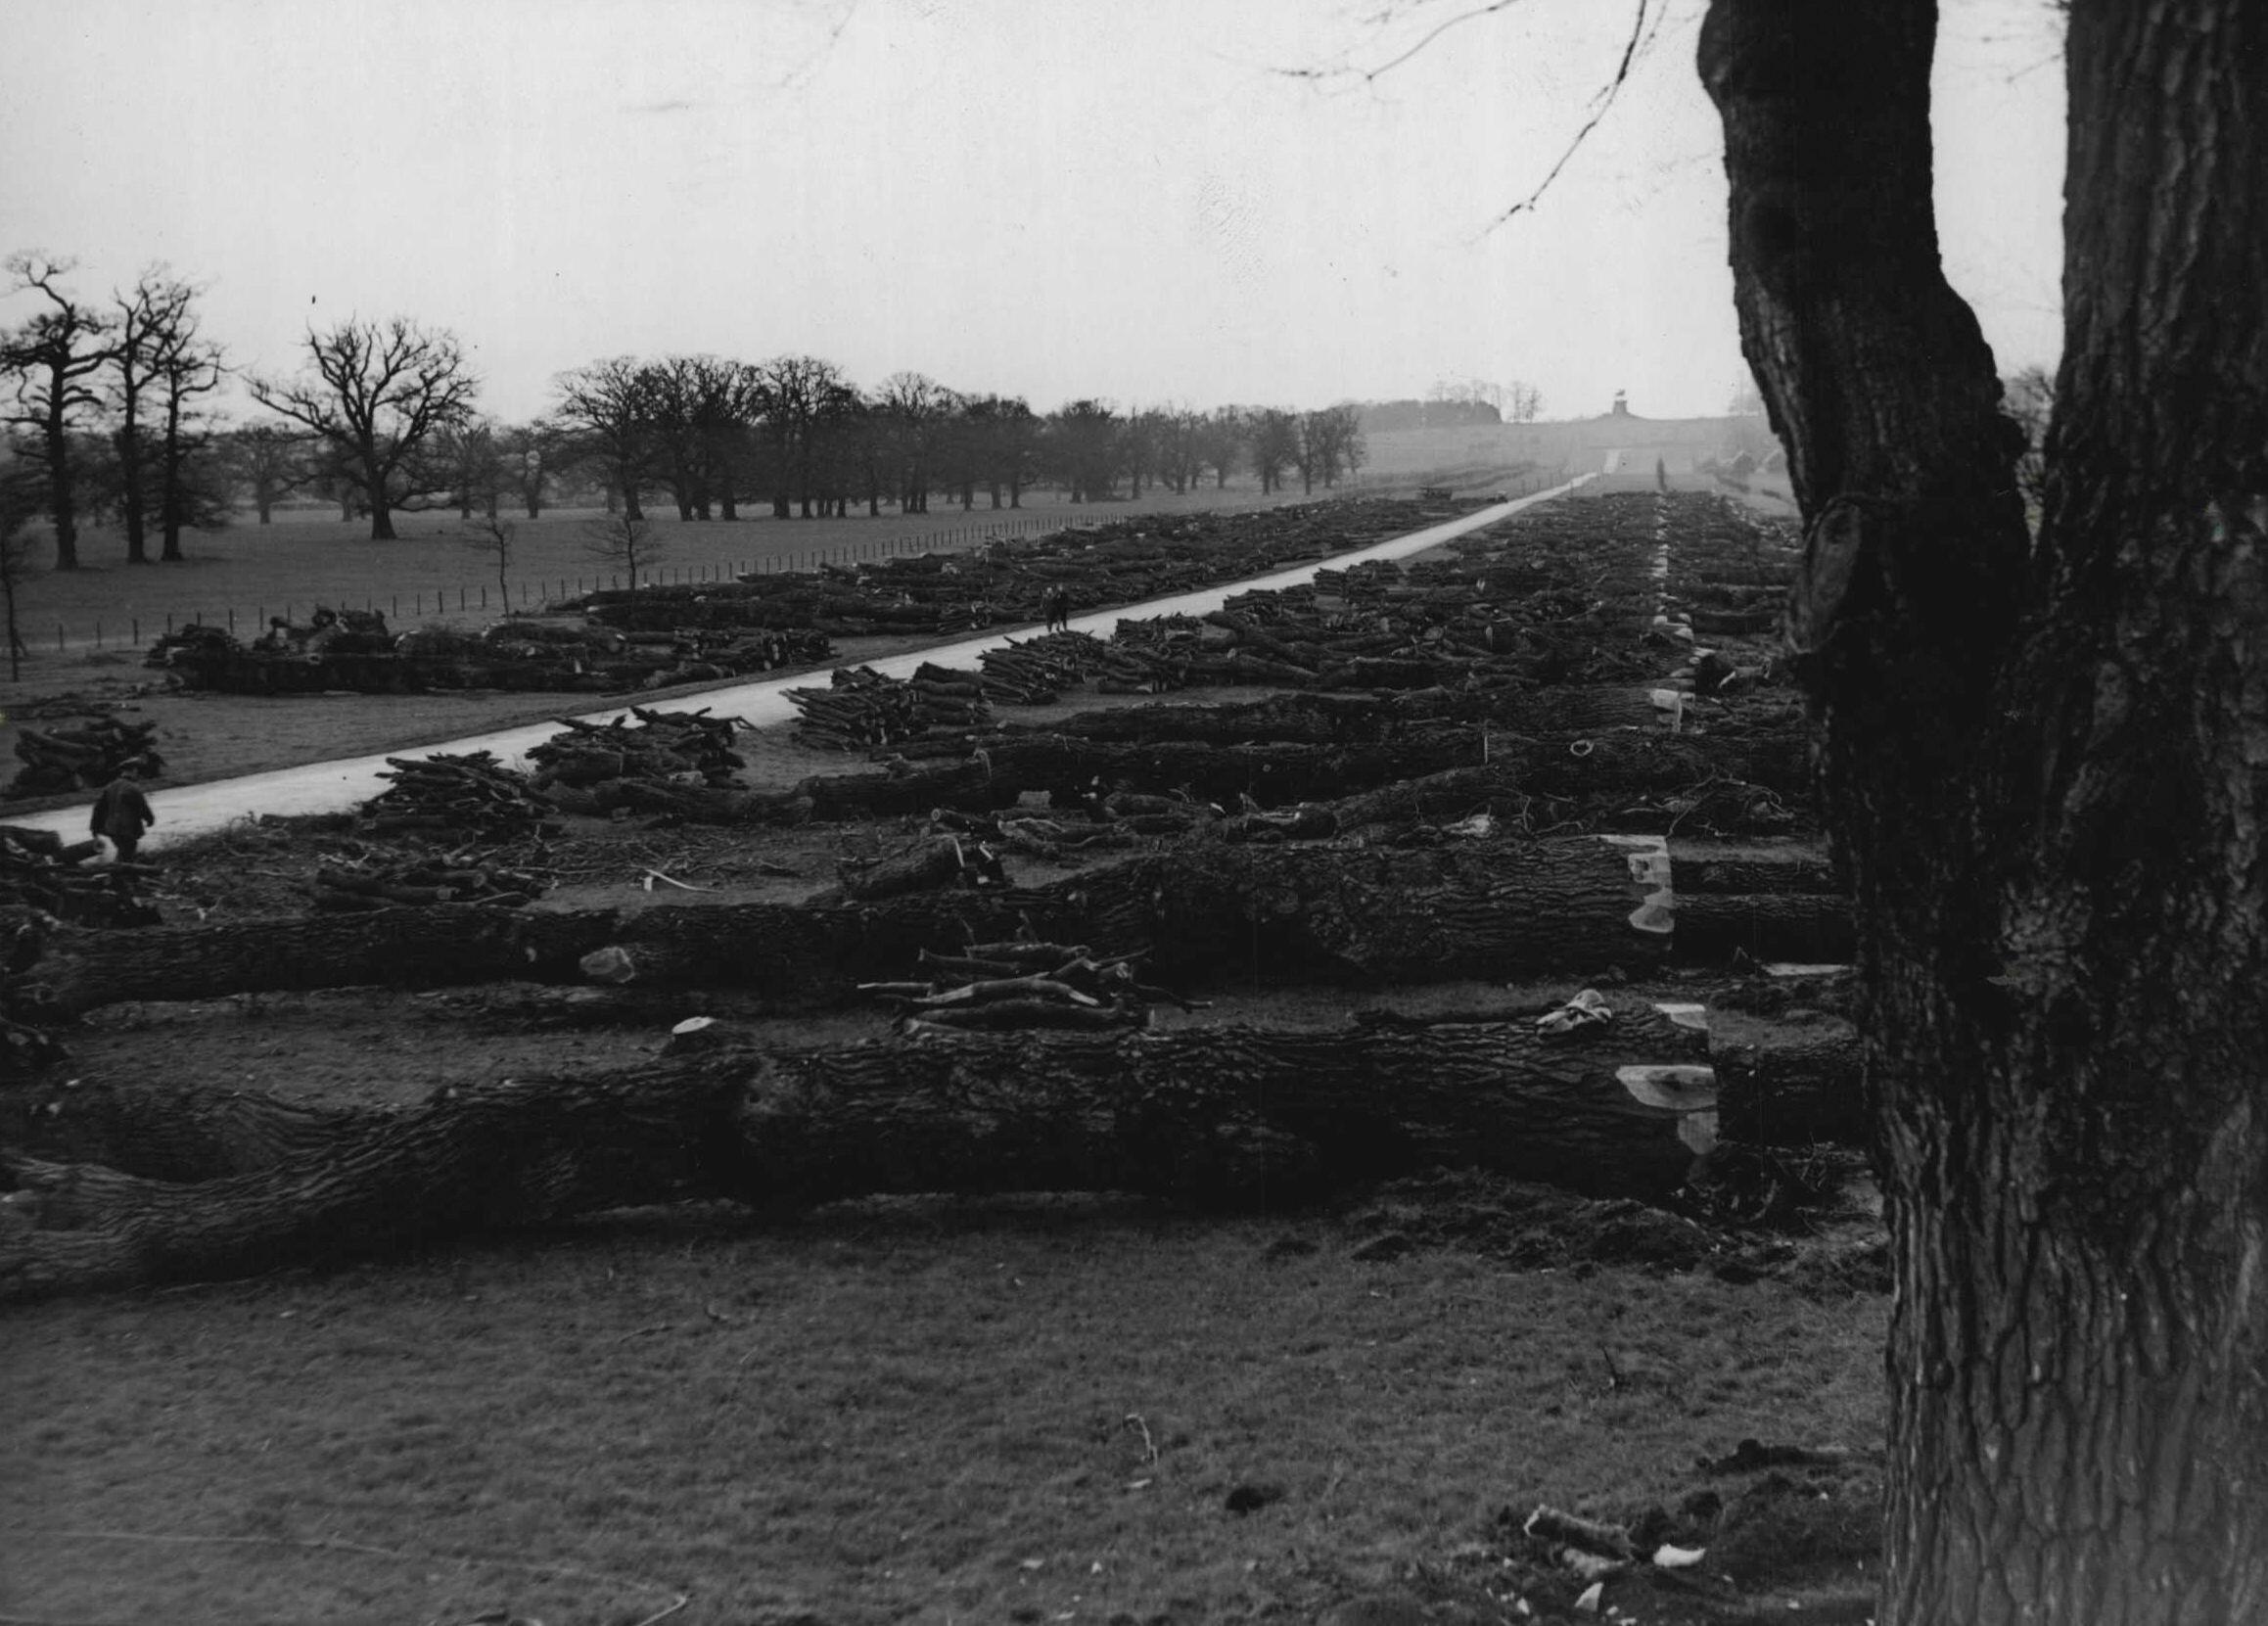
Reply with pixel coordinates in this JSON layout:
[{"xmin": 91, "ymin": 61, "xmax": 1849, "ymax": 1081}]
[{"xmin": 859, "ymin": 938, "xmax": 1199, "ymax": 1032}]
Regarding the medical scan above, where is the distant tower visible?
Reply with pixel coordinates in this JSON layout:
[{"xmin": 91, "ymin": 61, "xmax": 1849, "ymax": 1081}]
[{"xmin": 1611, "ymin": 390, "xmax": 1630, "ymax": 417}]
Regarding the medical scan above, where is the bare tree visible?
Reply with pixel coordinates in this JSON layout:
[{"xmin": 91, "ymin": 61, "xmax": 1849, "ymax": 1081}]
[
  {"xmin": 582, "ymin": 509, "xmax": 664, "ymax": 598},
  {"xmin": 249, "ymin": 317, "xmax": 479, "ymax": 540},
  {"xmin": 222, "ymin": 421, "xmax": 314, "ymax": 524},
  {"xmin": 436, "ymin": 417, "xmax": 507, "ymax": 521},
  {"xmin": 1297, "ymin": 403, "xmax": 1365, "ymax": 491},
  {"xmin": 876, "ymin": 371, "xmax": 955, "ymax": 515},
  {"xmin": 1044, "ymin": 399, "xmax": 1123, "ymax": 503},
  {"xmin": 1197, "ymin": 407, "xmax": 1246, "ymax": 490},
  {"xmin": 109, "ymin": 270, "xmax": 199, "ymax": 564},
  {"xmin": 0, "ymin": 254, "xmax": 114, "ymax": 571},
  {"xmin": 1247, "ymin": 407, "xmax": 1299, "ymax": 495},
  {"xmin": 149, "ymin": 298, "xmax": 226, "ymax": 561},
  {"xmin": 463, "ymin": 514, "xmax": 519, "ymax": 616},
  {"xmin": 497, "ymin": 421, "xmax": 558, "ymax": 519},
  {"xmin": 553, "ymin": 357, "xmax": 654, "ymax": 521},
  {"xmin": 753, "ymin": 354, "xmax": 852, "ymax": 518}
]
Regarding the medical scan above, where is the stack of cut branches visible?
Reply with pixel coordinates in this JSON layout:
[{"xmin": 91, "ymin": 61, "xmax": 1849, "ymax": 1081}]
[
  {"xmin": 919, "ymin": 658, "xmax": 1055, "ymax": 708},
  {"xmin": 860, "ymin": 939, "xmax": 1198, "ymax": 1032},
  {"xmin": 5, "ymin": 718, "xmax": 163, "ymax": 799},
  {"xmin": 978, "ymin": 631, "xmax": 1106, "ymax": 696},
  {"xmin": 529, "ymin": 707, "xmax": 743, "ymax": 791},
  {"xmin": 788, "ymin": 667, "xmax": 994, "ymax": 752},
  {"xmin": 310, "ymin": 856, "xmax": 548, "ymax": 912},
  {"xmin": 361, "ymin": 754, "xmax": 559, "ymax": 839},
  {"xmin": 0, "ymin": 826, "xmax": 162, "ymax": 927}
]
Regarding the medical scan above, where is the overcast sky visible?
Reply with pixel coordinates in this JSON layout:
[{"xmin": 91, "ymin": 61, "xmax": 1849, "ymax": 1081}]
[{"xmin": 0, "ymin": 0, "xmax": 2065, "ymax": 425}]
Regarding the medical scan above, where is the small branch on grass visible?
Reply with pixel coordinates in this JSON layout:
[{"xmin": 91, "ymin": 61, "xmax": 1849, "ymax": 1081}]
[
  {"xmin": 1123, "ymin": 1412, "xmax": 1160, "ymax": 1464},
  {"xmin": 612, "ymin": 1321, "xmax": 678, "ymax": 1344}
]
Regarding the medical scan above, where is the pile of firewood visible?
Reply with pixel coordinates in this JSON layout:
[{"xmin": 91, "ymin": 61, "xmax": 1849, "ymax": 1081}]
[
  {"xmin": 310, "ymin": 856, "xmax": 548, "ymax": 912},
  {"xmin": 5, "ymin": 718, "xmax": 163, "ymax": 799},
  {"xmin": 860, "ymin": 939, "xmax": 1197, "ymax": 1032},
  {"xmin": 788, "ymin": 667, "xmax": 995, "ymax": 752},
  {"xmin": 530, "ymin": 708, "xmax": 743, "ymax": 791},
  {"xmin": 0, "ymin": 825, "xmax": 162, "ymax": 926},
  {"xmin": 361, "ymin": 754, "xmax": 559, "ymax": 839}
]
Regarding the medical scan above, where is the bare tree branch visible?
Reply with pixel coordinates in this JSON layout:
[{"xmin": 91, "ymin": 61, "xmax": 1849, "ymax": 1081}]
[{"xmin": 1479, "ymin": 0, "xmax": 1657, "ymax": 232}]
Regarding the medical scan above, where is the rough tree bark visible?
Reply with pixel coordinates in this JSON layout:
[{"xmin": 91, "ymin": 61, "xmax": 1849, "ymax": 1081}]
[{"xmin": 1703, "ymin": 1, "xmax": 2268, "ymax": 1618}]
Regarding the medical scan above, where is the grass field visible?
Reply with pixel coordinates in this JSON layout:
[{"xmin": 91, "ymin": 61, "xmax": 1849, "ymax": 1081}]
[
  {"xmin": 5, "ymin": 493, "xmax": 1207, "ymax": 655},
  {"xmin": 4, "ymin": 475, "xmax": 1521, "ymax": 660},
  {"xmin": 2, "ymin": 1199, "xmax": 1885, "ymax": 1626}
]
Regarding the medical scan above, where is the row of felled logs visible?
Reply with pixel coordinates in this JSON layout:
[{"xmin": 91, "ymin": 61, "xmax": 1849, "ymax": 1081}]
[
  {"xmin": 6, "ymin": 718, "xmax": 163, "ymax": 799},
  {"xmin": 611, "ymin": 688, "xmax": 1803, "ymax": 833},
  {"xmin": 0, "ymin": 1011, "xmax": 1718, "ymax": 1301},
  {"xmin": 10, "ymin": 838, "xmax": 1853, "ymax": 1029},
  {"xmin": 0, "ymin": 974, "xmax": 1870, "ymax": 1300}
]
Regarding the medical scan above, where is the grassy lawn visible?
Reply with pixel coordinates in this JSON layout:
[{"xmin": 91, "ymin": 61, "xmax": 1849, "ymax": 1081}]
[{"xmin": 2, "ymin": 1201, "xmax": 1884, "ymax": 1626}]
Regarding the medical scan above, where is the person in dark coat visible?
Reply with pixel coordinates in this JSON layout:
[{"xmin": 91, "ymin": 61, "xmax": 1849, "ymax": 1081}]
[{"xmin": 90, "ymin": 777, "xmax": 157, "ymax": 861}]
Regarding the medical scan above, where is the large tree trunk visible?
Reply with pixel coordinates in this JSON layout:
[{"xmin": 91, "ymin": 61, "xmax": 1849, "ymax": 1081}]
[
  {"xmin": 0, "ymin": 1019, "xmax": 1720, "ymax": 1301},
  {"xmin": 1703, "ymin": 1, "xmax": 2268, "ymax": 1619},
  {"xmin": 42, "ymin": 382, "xmax": 80, "ymax": 571}
]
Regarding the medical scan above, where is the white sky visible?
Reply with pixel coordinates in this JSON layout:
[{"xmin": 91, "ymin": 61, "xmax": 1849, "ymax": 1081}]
[{"xmin": 0, "ymin": 0, "xmax": 2065, "ymax": 424}]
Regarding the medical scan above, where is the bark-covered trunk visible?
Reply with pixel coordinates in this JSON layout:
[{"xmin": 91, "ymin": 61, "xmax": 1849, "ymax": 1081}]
[
  {"xmin": 1703, "ymin": 1, "xmax": 2268, "ymax": 1618},
  {"xmin": 117, "ymin": 420, "xmax": 148, "ymax": 564},
  {"xmin": 41, "ymin": 377, "xmax": 80, "ymax": 571},
  {"xmin": 0, "ymin": 1019, "xmax": 1717, "ymax": 1301},
  {"xmin": 158, "ymin": 395, "xmax": 188, "ymax": 562}
]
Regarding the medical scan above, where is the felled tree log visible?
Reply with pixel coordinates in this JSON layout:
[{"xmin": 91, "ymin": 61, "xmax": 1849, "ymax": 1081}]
[
  {"xmin": 0, "ymin": 1020, "xmax": 1720, "ymax": 1300},
  {"xmin": 15, "ymin": 839, "xmax": 1671, "ymax": 1017},
  {"xmin": 0, "ymin": 1079, "xmax": 397, "ymax": 1183},
  {"xmin": 1672, "ymin": 892, "xmax": 1856, "ymax": 964},
  {"xmin": 1665, "ymin": 838, "xmax": 1837, "ymax": 895},
  {"xmin": 1708, "ymin": 1008, "xmax": 1868, "ymax": 1147},
  {"xmin": 979, "ymin": 728, "xmax": 1812, "ymax": 812}
]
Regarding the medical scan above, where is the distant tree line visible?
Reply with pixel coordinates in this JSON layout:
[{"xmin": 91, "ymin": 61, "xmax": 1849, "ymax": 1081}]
[{"xmin": 0, "ymin": 250, "xmax": 1378, "ymax": 560}]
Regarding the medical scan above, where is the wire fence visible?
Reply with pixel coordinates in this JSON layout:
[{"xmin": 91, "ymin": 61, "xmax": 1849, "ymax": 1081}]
[{"xmin": 31, "ymin": 513, "xmax": 1093, "ymax": 657}]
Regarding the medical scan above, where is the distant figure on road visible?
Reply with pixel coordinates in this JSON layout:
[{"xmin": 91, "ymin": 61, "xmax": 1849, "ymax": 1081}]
[
  {"xmin": 90, "ymin": 777, "xmax": 157, "ymax": 862},
  {"xmin": 1042, "ymin": 585, "xmax": 1070, "ymax": 633},
  {"xmin": 1656, "ymin": 456, "xmax": 1669, "ymax": 491}
]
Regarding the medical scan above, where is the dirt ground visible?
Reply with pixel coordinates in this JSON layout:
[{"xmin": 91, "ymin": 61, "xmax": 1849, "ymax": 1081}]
[{"xmin": 1, "ymin": 482, "xmax": 1888, "ymax": 1626}]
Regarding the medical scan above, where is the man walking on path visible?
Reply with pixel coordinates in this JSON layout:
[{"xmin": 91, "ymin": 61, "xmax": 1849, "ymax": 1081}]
[{"xmin": 90, "ymin": 777, "xmax": 157, "ymax": 861}]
